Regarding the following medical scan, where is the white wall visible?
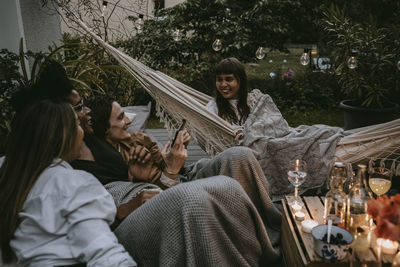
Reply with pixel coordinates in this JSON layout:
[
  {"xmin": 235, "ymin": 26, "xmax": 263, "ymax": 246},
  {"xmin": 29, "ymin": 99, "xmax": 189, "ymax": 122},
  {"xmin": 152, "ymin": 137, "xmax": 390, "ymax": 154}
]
[
  {"xmin": 0, "ymin": 0, "xmax": 61, "ymax": 54},
  {"xmin": 19, "ymin": 0, "xmax": 62, "ymax": 53},
  {"xmin": 165, "ymin": 0, "xmax": 184, "ymax": 8},
  {"xmin": 0, "ymin": 0, "xmax": 26, "ymax": 54}
]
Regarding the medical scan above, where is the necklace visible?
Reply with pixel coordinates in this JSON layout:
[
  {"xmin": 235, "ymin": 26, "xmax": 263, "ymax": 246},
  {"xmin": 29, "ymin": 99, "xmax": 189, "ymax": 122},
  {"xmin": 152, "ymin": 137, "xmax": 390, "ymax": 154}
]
[{"xmin": 117, "ymin": 143, "xmax": 121, "ymax": 153}]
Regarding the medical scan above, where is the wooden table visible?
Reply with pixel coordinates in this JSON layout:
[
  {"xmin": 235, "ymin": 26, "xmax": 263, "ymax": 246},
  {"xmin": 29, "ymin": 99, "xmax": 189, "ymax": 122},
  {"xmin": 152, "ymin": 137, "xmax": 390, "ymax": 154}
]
[{"xmin": 281, "ymin": 196, "xmax": 395, "ymax": 266}]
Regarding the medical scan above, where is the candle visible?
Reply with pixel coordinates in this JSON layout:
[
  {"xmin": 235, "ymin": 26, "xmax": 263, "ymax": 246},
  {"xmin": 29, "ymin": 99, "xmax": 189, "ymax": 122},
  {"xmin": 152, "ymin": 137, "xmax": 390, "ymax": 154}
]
[
  {"xmin": 291, "ymin": 203, "xmax": 302, "ymax": 211},
  {"xmin": 295, "ymin": 211, "xmax": 305, "ymax": 221},
  {"xmin": 377, "ymin": 238, "xmax": 399, "ymax": 255},
  {"xmin": 301, "ymin": 219, "xmax": 318, "ymax": 233}
]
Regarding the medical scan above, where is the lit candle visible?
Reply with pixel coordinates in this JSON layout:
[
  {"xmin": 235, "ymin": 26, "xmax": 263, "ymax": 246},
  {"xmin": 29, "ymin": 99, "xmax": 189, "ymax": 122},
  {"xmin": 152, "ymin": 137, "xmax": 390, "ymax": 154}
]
[
  {"xmin": 301, "ymin": 219, "xmax": 318, "ymax": 233},
  {"xmin": 378, "ymin": 238, "xmax": 399, "ymax": 255},
  {"xmin": 291, "ymin": 203, "xmax": 302, "ymax": 211},
  {"xmin": 295, "ymin": 211, "xmax": 305, "ymax": 221}
]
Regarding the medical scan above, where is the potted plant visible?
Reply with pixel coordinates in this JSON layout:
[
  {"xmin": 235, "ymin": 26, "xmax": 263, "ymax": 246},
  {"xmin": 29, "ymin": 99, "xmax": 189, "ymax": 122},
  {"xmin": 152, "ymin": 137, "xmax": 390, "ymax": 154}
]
[{"xmin": 320, "ymin": 5, "xmax": 400, "ymax": 129}]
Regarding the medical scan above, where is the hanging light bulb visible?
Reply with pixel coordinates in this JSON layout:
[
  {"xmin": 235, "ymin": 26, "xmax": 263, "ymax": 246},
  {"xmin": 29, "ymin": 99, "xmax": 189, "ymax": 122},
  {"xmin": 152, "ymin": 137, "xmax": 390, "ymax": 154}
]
[
  {"xmin": 172, "ymin": 29, "xmax": 182, "ymax": 41},
  {"xmin": 347, "ymin": 50, "xmax": 358, "ymax": 69},
  {"xmin": 101, "ymin": 1, "xmax": 108, "ymax": 17},
  {"xmin": 136, "ymin": 14, "xmax": 144, "ymax": 32},
  {"xmin": 397, "ymin": 60, "xmax": 400, "ymax": 71},
  {"xmin": 255, "ymin": 46, "xmax": 266, "ymax": 60},
  {"xmin": 300, "ymin": 48, "xmax": 310, "ymax": 66},
  {"xmin": 212, "ymin": 39, "xmax": 222, "ymax": 51}
]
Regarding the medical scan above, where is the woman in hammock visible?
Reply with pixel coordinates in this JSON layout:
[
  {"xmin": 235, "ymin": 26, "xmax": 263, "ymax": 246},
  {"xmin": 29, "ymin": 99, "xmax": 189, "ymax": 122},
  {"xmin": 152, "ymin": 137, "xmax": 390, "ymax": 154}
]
[{"xmin": 206, "ymin": 57, "xmax": 348, "ymax": 201}]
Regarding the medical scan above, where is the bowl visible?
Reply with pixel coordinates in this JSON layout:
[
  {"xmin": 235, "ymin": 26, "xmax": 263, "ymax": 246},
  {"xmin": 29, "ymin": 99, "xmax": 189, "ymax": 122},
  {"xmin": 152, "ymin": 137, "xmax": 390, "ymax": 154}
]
[{"xmin": 311, "ymin": 224, "xmax": 354, "ymax": 262}]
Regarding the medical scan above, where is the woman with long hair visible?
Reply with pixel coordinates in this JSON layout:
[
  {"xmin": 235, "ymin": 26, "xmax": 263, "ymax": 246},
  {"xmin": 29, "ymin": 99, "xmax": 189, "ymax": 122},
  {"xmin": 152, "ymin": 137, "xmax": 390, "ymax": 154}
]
[
  {"xmin": 0, "ymin": 99, "xmax": 135, "ymax": 266},
  {"xmin": 206, "ymin": 57, "xmax": 347, "ymax": 201},
  {"xmin": 206, "ymin": 57, "xmax": 251, "ymax": 126}
]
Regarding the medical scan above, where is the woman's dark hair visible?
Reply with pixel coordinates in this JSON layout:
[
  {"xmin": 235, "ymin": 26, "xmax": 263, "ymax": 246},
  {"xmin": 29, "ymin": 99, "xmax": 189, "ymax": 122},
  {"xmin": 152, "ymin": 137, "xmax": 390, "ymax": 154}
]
[
  {"xmin": 11, "ymin": 59, "xmax": 74, "ymax": 112},
  {"xmin": 0, "ymin": 99, "xmax": 78, "ymax": 263},
  {"xmin": 87, "ymin": 95, "xmax": 115, "ymax": 137},
  {"xmin": 214, "ymin": 57, "xmax": 250, "ymax": 125}
]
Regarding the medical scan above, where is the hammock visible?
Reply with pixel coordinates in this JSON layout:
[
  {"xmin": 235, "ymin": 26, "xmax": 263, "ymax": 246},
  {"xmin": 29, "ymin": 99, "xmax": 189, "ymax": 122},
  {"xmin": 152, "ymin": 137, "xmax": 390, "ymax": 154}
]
[{"xmin": 64, "ymin": 11, "xmax": 400, "ymax": 171}]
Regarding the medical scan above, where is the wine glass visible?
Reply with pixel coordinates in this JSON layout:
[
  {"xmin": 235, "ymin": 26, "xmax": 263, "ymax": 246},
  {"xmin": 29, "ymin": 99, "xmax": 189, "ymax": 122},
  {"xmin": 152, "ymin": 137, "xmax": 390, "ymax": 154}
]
[
  {"xmin": 368, "ymin": 167, "xmax": 392, "ymax": 196},
  {"xmin": 287, "ymin": 159, "xmax": 307, "ymax": 208}
]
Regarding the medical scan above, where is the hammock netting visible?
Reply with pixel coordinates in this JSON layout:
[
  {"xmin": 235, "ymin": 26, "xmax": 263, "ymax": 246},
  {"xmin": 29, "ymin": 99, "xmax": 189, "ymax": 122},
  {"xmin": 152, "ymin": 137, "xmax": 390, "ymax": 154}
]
[{"xmin": 64, "ymin": 10, "xmax": 400, "ymax": 174}]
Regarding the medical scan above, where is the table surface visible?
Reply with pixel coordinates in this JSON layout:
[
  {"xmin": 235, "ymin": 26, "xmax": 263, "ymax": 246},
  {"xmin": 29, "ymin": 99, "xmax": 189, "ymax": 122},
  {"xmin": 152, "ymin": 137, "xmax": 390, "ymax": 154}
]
[{"xmin": 281, "ymin": 195, "xmax": 396, "ymax": 266}]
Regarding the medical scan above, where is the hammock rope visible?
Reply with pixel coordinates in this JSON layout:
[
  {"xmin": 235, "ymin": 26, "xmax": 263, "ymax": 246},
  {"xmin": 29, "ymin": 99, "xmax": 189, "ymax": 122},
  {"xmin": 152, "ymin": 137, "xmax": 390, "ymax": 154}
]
[{"xmin": 61, "ymin": 8, "xmax": 400, "ymax": 167}]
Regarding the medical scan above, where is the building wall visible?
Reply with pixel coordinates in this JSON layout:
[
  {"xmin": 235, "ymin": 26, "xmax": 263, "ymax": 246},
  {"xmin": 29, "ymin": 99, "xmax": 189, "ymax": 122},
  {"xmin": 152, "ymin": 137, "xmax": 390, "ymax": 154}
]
[
  {"xmin": 60, "ymin": 0, "xmax": 185, "ymax": 41},
  {"xmin": 19, "ymin": 0, "xmax": 62, "ymax": 53},
  {"xmin": 0, "ymin": 0, "xmax": 26, "ymax": 54},
  {"xmin": 165, "ymin": 0, "xmax": 184, "ymax": 8}
]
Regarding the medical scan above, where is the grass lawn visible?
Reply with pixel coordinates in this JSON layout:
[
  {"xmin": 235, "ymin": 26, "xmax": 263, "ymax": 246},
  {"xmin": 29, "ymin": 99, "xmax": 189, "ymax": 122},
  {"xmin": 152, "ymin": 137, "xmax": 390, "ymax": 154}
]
[{"xmin": 146, "ymin": 49, "xmax": 344, "ymax": 129}]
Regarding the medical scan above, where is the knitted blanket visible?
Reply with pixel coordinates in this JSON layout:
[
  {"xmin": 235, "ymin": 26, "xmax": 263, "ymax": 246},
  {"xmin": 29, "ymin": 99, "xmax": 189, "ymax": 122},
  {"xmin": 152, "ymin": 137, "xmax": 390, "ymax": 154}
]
[{"xmin": 242, "ymin": 91, "xmax": 346, "ymax": 201}]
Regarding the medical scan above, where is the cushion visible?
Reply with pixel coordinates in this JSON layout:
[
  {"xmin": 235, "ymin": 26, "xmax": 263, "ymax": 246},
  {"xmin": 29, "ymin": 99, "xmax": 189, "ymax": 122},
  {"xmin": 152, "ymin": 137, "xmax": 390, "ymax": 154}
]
[{"xmin": 123, "ymin": 102, "xmax": 151, "ymax": 133}]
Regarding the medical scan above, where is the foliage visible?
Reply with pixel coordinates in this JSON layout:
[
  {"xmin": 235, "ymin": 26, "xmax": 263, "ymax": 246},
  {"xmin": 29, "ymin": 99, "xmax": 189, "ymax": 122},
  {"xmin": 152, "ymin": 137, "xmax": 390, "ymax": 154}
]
[
  {"xmin": 58, "ymin": 33, "xmax": 140, "ymax": 106},
  {"xmin": 319, "ymin": 4, "xmax": 400, "ymax": 108},
  {"xmin": 0, "ymin": 35, "xmax": 140, "ymax": 154},
  {"xmin": 0, "ymin": 49, "xmax": 22, "ymax": 153},
  {"xmin": 247, "ymin": 66, "xmax": 341, "ymax": 113},
  {"xmin": 116, "ymin": 0, "xmax": 307, "ymax": 93}
]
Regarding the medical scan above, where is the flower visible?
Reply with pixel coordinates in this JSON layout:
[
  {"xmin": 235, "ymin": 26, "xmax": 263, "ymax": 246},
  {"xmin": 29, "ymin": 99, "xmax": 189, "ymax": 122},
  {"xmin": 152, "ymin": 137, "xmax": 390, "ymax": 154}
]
[{"xmin": 368, "ymin": 194, "xmax": 400, "ymax": 241}]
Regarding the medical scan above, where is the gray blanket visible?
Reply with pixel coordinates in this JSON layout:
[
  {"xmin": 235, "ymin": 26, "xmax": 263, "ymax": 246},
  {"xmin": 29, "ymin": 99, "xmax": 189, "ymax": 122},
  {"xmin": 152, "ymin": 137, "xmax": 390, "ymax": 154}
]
[
  {"xmin": 109, "ymin": 146, "xmax": 281, "ymax": 266},
  {"xmin": 242, "ymin": 92, "xmax": 346, "ymax": 201}
]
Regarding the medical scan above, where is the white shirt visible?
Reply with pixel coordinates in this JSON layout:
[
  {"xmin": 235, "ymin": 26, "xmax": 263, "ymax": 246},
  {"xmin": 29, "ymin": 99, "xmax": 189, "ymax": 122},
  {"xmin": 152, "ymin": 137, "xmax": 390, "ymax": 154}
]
[{"xmin": 10, "ymin": 160, "xmax": 136, "ymax": 267}]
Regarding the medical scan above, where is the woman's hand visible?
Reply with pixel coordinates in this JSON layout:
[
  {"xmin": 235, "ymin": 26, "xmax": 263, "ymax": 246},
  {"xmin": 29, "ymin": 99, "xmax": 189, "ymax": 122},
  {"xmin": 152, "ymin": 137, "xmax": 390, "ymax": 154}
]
[
  {"xmin": 128, "ymin": 145, "xmax": 153, "ymax": 182},
  {"xmin": 161, "ymin": 131, "xmax": 187, "ymax": 177},
  {"xmin": 182, "ymin": 130, "xmax": 191, "ymax": 147}
]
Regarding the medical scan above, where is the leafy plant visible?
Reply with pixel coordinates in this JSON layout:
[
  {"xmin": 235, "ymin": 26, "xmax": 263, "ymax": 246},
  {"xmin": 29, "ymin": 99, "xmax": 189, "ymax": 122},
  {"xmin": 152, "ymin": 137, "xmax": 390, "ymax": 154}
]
[{"xmin": 320, "ymin": 4, "xmax": 400, "ymax": 108}]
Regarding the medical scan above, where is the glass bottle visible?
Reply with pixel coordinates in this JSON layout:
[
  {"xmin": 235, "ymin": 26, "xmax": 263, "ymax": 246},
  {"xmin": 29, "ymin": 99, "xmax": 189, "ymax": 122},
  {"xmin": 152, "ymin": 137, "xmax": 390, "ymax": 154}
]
[
  {"xmin": 347, "ymin": 164, "xmax": 372, "ymax": 251},
  {"xmin": 323, "ymin": 162, "xmax": 347, "ymax": 228}
]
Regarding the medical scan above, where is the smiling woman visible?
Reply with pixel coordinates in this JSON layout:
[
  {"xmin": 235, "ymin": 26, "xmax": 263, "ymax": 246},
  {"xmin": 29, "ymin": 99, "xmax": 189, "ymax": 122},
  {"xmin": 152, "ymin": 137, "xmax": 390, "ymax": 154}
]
[{"xmin": 206, "ymin": 57, "xmax": 251, "ymax": 126}]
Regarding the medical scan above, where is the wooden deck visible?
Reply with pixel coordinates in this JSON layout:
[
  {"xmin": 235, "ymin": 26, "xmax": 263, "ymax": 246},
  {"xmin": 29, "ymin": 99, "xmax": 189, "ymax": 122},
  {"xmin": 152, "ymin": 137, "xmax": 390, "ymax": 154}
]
[{"xmin": 145, "ymin": 128, "xmax": 210, "ymax": 166}]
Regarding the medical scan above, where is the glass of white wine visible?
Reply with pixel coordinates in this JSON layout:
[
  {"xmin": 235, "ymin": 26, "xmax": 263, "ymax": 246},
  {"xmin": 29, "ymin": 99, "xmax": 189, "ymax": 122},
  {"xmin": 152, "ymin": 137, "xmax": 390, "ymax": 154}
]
[
  {"xmin": 368, "ymin": 167, "xmax": 392, "ymax": 196},
  {"xmin": 287, "ymin": 159, "xmax": 307, "ymax": 208}
]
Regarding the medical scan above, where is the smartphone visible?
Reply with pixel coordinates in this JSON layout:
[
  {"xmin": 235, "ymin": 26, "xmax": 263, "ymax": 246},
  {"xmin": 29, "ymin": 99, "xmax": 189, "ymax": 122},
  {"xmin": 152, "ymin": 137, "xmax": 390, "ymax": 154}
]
[{"xmin": 170, "ymin": 119, "xmax": 187, "ymax": 148}]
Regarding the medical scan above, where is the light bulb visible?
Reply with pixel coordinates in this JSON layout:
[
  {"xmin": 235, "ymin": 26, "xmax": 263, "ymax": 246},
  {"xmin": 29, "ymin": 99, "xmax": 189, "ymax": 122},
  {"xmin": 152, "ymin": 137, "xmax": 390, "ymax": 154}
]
[
  {"xmin": 397, "ymin": 60, "xmax": 400, "ymax": 71},
  {"xmin": 101, "ymin": 1, "xmax": 108, "ymax": 17},
  {"xmin": 136, "ymin": 14, "xmax": 144, "ymax": 32},
  {"xmin": 300, "ymin": 49, "xmax": 310, "ymax": 66},
  {"xmin": 172, "ymin": 29, "xmax": 182, "ymax": 41},
  {"xmin": 347, "ymin": 51, "xmax": 358, "ymax": 69},
  {"xmin": 255, "ymin": 47, "xmax": 266, "ymax": 60},
  {"xmin": 283, "ymin": 59, "xmax": 287, "ymax": 63},
  {"xmin": 212, "ymin": 39, "xmax": 222, "ymax": 51},
  {"xmin": 269, "ymin": 59, "xmax": 273, "ymax": 63}
]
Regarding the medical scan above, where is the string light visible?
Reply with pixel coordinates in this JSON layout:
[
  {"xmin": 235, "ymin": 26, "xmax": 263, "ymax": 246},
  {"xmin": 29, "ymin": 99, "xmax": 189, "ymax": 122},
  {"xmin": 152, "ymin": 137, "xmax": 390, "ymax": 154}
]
[
  {"xmin": 101, "ymin": 1, "xmax": 108, "ymax": 17},
  {"xmin": 136, "ymin": 14, "xmax": 144, "ymax": 32},
  {"xmin": 347, "ymin": 50, "xmax": 358, "ymax": 69},
  {"xmin": 300, "ymin": 48, "xmax": 310, "ymax": 66},
  {"xmin": 172, "ymin": 29, "xmax": 182, "ymax": 41},
  {"xmin": 212, "ymin": 39, "xmax": 222, "ymax": 51},
  {"xmin": 255, "ymin": 46, "xmax": 266, "ymax": 60}
]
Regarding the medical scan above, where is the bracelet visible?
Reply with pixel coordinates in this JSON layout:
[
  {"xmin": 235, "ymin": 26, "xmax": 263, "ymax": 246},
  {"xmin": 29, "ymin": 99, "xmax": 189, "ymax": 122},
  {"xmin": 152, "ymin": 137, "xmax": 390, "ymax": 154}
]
[{"xmin": 164, "ymin": 168, "xmax": 179, "ymax": 175}]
